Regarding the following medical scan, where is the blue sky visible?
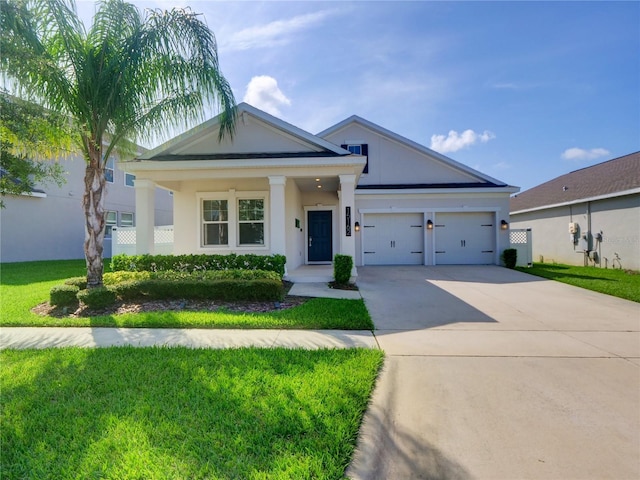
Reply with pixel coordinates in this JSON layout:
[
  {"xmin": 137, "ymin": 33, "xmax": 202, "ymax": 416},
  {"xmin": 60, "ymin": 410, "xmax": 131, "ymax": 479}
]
[{"xmin": 77, "ymin": 1, "xmax": 640, "ymax": 192}]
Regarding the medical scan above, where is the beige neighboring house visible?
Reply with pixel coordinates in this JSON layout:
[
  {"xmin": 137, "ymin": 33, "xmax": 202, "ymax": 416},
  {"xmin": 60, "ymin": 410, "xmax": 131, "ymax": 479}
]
[
  {"xmin": 0, "ymin": 153, "xmax": 173, "ymax": 263},
  {"xmin": 121, "ymin": 103, "xmax": 518, "ymax": 278},
  {"xmin": 510, "ymin": 152, "xmax": 640, "ymax": 270}
]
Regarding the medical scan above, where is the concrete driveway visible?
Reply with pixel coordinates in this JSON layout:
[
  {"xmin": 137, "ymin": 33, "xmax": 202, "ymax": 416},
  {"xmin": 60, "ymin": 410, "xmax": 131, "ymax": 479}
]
[{"xmin": 347, "ymin": 266, "xmax": 640, "ymax": 480}]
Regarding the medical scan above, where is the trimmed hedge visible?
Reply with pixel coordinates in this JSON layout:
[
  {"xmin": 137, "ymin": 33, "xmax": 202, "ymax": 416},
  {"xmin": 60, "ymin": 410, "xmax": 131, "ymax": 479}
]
[
  {"xmin": 333, "ymin": 254, "xmax": 353, "ymax": 285},
  {"xmin": 111, "ymin": 253, "xmax": 286, "ymax": 278},
  {"xmin": 502, "ymin": 248, "xmax": 518, "ymax": 269},
  {"xmin": 64, "ymin": 277, "xmax": 88, "ymax": 289},
  {"xmin": 77, "ymin": 287, "xmax": 117, "ymax": 309},
  {"xmin": 111, "ymin": 278, "xmax": 283, "ymax": 302},
  {"xmin": 50, "ymin": 285, "xmax": 80, "ymax": 307},
  {"xmin": 103, "ymin": 269, "xmax": 280, "ymax": 285}
]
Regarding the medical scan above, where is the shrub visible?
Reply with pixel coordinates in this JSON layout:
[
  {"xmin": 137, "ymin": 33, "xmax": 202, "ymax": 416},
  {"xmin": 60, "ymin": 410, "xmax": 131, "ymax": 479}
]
[
  {"xmin": 64, "ymin": 276, "xmax": 87, "ymax": 290},
  {"xmin": 77, "ymin": 287, "xmax": 117, "ymax": 309},
  {"xmin": 110, "ymin": 253, "xmax": 287, "ymax": 278},
  {"xmin": 333, "ymin": 254, "xmax": 353, "ymax": 285},
  {"xmin": 50, "ymin": 285, "xmax": 80, "ymax": 307},
  {"xmin": 502, "ymin": 248, "xmax": 518, "ymax": 269}
]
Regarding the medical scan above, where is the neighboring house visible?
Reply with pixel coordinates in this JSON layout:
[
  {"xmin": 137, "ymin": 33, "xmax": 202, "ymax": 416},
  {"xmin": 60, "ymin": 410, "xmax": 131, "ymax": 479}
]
[
  {"xmin": 0, "ymin": 153, "xmax": 173, "ymax": 262},
  {"xmin": 121, "ymin": 103, "xmax": 517, "ymax": 277},
  {"xmin": 510, "ymin": 152, "xmax": 640, "ymax": 271}
]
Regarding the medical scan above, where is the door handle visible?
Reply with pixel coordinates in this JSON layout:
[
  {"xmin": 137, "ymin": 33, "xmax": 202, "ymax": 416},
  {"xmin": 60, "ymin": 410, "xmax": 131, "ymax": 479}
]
[{"xmin": 309, "ymin": 237, "xmax": 312, "ymax": 247}]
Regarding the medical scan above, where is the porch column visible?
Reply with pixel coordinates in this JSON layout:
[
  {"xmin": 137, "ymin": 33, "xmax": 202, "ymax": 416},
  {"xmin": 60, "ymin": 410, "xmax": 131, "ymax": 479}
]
[
  {"xmin": 339, "ymin": 174, "xmax": 357, "ymax": 268},
  {"xmin": 135, "ymin": 179, "xmax": 155, "ymax": 254},
  {"xmin": 268, "ymin": 176, "xmax": 287, "ymax": 256}
]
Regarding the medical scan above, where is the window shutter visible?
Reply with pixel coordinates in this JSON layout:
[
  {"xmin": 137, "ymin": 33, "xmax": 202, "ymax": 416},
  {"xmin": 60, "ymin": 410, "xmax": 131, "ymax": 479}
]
[{"xmin": 362, "ymin": 144, "xmax": 369, "ymax": 173}]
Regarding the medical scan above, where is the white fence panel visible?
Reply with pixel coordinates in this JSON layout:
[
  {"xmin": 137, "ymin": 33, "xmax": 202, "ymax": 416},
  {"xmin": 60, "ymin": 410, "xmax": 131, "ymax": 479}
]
[
  {"xmin": 510, "ymin": 228, "xmax": 532, "ymax": 267},
  {"xmin": 112, "ymin": 226, "xmax": 174, "ymax": 256}
]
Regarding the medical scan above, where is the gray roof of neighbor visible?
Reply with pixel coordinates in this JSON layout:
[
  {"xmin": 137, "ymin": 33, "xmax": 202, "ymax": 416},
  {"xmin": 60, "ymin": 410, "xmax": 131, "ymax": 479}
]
[{"xmin": 510, "ymin": 152, "xmax": 640, "ymax": 213}]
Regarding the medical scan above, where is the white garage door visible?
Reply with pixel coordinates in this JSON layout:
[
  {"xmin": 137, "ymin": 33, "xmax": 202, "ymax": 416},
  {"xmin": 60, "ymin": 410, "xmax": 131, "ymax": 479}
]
[
  {"xmin": 362, "ymin": 213, "xmax": 424, "ymax": 265},
  {"xmin": 435, "ymin": 212, "xmax": 495, "ymax": 264}
]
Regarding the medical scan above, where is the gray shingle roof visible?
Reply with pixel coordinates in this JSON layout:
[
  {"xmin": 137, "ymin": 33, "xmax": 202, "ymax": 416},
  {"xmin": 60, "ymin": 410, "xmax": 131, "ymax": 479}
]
[{"xmin": 510, "ymin": 152, "xmax": 640, "ymax": 213}]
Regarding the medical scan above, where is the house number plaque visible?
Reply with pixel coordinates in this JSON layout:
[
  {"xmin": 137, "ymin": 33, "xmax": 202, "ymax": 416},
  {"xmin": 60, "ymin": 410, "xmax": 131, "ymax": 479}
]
[{"xmin": 345, "ymin": 206, "xmax": 352, "ymax": 236}]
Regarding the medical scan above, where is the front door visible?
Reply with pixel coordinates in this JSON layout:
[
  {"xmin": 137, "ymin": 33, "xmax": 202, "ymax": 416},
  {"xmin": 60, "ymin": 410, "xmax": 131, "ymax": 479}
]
[{"xmin": 308, "ymin": 210, "xmax": 332, "ymax": 262}]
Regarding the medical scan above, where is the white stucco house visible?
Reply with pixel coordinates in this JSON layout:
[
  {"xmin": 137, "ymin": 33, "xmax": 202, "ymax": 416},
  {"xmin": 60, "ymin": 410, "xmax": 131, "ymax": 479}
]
[{"xmin": 121, "ymin": 103, "xmax": 518, "ymax": 278}]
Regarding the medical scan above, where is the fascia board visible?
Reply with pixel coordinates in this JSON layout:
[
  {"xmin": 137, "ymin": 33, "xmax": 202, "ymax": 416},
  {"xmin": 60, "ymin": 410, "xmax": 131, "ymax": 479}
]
[
  {"xmin": 356, "ymin": 186, "xmax": 520, "ymax": 195},
  {"xmin": 510, "ymin": 187, "xmax": 640, "ymax": 215}
]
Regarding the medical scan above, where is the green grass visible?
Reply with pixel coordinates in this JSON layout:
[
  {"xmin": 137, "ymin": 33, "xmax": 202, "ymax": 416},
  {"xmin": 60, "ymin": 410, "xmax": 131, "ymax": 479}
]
[
  {"xmin": 1, "ymin": 347, "xmax": 384, "ymax": 479},
  {"xmin": 517, "ymin": 263, "xmax": 640, "ymax": 302},
  {"xmin": 0, "ymin": 260, "xmax": 373, "ymax": 329}
]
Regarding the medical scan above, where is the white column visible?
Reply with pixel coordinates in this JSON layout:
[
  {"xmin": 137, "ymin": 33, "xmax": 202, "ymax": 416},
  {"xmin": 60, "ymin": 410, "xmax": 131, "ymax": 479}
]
[
  {"xmin": 268, "ymin": 176, "xmax": 287, "ymax": 256},
  {"xmin": 135, "ymin": 179, "xmax": 156, "ymax": 254},
  {"xmin": 339, "ymin": 174, "xmax": 357, "ymax": 275}
]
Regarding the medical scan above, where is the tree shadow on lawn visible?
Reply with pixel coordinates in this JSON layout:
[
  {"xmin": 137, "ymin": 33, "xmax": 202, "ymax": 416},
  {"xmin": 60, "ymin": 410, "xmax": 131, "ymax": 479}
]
[{"xmin": 1, "ymin": 347, "xmax": 379, "ymax": 479}]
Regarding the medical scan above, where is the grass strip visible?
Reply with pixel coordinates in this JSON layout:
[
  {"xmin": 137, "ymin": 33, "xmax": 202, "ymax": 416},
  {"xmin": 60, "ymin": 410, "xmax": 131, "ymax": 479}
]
[
  {"xmin": 1, "ymin": 347, "xmax": 383, "ymax": 479},
  {"xmin": 516, "ymin": 263, "xmax": 640, "ymax": 302}
]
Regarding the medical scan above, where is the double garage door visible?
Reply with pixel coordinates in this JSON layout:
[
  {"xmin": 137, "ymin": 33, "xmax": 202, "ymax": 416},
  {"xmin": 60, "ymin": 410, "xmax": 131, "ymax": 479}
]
[{"xmin": 362, "ymin": 212, "xmax": 495, "ymax": 265}]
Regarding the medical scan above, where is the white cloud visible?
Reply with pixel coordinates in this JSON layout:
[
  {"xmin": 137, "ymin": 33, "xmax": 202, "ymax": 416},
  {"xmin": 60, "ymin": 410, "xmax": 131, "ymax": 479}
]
[
  {"xmin": 561, "ymin": 147, "xmax": 610, "ymax": 161},
  {"xmin": 243, "ymin": 76, "xmax": 291, "ymax": 117},
  {"xmin": 225, "ymin": 10, "xmax": 335, "ymax": 51},
  {"xmin": 430, "ymin": 129, "xmax": 496, "ymax": 153}
]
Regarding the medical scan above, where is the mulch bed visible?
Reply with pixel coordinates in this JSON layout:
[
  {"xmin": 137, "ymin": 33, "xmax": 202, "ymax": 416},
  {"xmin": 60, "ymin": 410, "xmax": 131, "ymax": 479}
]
[{"xmin": 32, "ymin": 296, "xmax": 310, "ymax": 319}]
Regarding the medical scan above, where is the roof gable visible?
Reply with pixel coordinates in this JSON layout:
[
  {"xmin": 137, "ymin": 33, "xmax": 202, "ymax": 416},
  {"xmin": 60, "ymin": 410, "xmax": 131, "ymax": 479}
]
[
  {"xmin": 318, "ymin": 115, "xmax": 509, "ymax": 187},
  {"xmin": 140, "ymin": 103, "xmax": 349, "ymax": 160},
  {"xmin": 510, "ymin": 152, "xmax": 640, "ymax": 213}
]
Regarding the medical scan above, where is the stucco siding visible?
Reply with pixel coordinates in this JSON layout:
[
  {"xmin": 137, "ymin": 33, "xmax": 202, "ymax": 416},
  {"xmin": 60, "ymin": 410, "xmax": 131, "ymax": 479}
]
[
  {"xmin": 285, "ymin": 180, "xmax": 304, "ymax": 270},
  {"xmin": 510, "ymin": 194, "xmax": 639, "ymax": 270}
]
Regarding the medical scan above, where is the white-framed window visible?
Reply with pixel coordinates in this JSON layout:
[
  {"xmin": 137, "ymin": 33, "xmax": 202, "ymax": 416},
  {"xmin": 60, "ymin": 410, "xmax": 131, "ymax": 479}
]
[
  {"xmin": 342, "ymin": 143, "xmax": 369, "ymax": 173},
  {"xmin": 105, "ymin": 157, "xmax": 115, "ymax": 183},
  {"xmin": 238, "ymin": 198, "xmax": 265, "ymax": 245},
  {"xmin": 120, "ymin": 212, "xmax": 134, "ymax": 227},
  {"xmin": 202, "ymin": 199, "xmax": 229, "ymax": 246},
  {"xmin": 124, "ymin": 172, "xmax": 135, "ymax": 187},
  {"xmin": 105, "ymin": 210, "xmax": 117, "ymax": 236}
]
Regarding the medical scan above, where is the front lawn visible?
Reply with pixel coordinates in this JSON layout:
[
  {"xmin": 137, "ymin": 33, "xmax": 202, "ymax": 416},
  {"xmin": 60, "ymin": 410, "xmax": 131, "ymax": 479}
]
[
  {"xmin": 517, "ymin": 263, "xmax": 640, "ymax": 302},
  {"xmin": 0, "ymin": 260, "xmax": 373, "ymax": 329},
  {"xmin": 1, "ymin": 347, "xmax": 383, "ymax": 479}
]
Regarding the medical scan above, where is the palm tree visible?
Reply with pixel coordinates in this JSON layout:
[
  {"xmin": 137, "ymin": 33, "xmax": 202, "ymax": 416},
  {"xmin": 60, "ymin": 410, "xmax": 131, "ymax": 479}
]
[{"xmin": 1, "ymin": 0, "xmax": 236, "ymax": 287}]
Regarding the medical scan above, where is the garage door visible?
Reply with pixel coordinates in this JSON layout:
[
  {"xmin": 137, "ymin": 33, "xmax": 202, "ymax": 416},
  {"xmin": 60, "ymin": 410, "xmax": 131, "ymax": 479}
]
[
  {"xmin": 362, "ymin": 213, "xmax": 424, "ymax": 265},
  {"xmin": 435, "ymin": 212, "xmax": 495, "ymax": 264}
]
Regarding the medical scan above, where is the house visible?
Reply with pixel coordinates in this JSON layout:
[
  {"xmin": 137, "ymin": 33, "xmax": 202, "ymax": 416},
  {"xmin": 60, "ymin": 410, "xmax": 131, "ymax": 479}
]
[
  {"xmin": 510, "ymin": 152, "xmax": 640, "ymax": 271},
  {"xmin": 0, "ymin": 153, "xmax": 173, "ymax": 263},
  {"xmin": 120, "ymin": 103, "xmax": 518, "ymax": 278}
]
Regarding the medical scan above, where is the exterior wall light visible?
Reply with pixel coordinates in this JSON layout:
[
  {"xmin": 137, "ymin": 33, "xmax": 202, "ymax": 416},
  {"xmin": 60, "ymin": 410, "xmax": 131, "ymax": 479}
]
[
  {"xmin": 354, "ymin": 221, "xmax": 360, "ymax": 232},
  {"xmin": 501, "ymin": 220, "xmax": 509, "ymax": 230},
  {"xmin": 426, "ymin": 220, "xmax": 434, "ymax": 230}
]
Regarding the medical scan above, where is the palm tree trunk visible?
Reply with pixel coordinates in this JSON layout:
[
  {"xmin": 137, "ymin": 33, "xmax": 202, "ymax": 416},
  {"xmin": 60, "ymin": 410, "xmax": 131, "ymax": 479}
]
[{"xmin": 83, "ymin": 148, "xmax": 106, "ymax": 288}]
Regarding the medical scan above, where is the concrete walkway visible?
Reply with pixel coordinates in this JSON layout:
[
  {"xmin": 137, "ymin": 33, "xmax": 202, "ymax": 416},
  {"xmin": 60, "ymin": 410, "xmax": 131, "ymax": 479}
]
[{"xmin": 347, "ymin": 265, "xmax": 640, "ymax": 480}]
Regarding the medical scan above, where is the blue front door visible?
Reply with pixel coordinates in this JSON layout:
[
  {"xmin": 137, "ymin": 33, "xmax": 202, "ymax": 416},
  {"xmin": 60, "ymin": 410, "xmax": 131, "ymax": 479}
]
[{"xmin": 308, "ymin": 210, "xmax": 332, "ymax": 262}]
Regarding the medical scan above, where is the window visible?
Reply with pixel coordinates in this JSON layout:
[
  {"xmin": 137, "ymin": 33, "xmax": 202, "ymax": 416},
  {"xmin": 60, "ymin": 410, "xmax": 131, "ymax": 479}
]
[
  {"xmin": 342, "ymin": 143, "xmax": 369, "ymax": 173},
  {"xmin": 105, "ymin": 211, "xmax": 117, "ymax": 236},
  {"xmin": 238, "ymin": 199, "xmax": 264, "ymax": 245},
  {"xmin": 105, "ymin": 157, "xmax": 115, "ymax": 183},
  {"xmin": 202, "ymin": 199, "xmax": 228, "ymax": 246},
  {"xmin": 120, "ymin": 212, "xmax": 134, "ymax": 227},
  {"xmin": 125, "ymin": 173, "xmax": 135, "ymax": 187}
]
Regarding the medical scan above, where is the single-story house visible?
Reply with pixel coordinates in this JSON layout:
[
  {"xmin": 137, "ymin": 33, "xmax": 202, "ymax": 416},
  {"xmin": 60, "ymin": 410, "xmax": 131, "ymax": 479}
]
[
  {"xmin": 121, "ymin": 103, "xmax": 518, "ymax": 278},
  {"xmin": 510, "ymin": 152, "xmax": 640, "ymax": 271},
  {"xmin": 0, "ymin": 153, "xmax": 173, "ymax": 262}
]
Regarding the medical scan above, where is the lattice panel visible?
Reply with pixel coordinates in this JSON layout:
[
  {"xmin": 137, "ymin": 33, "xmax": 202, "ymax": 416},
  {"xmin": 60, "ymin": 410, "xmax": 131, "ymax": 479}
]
[
  {"xmin": 154, "ymin": 228, "xmax": 174, "ymax": 244},
  {"xmin": 115, "ymin": 229, "xmax": 136, "ymax": 245},
  {"xmin": 510, "ymin": 230, "xmax": 529, "ymax": 244}
]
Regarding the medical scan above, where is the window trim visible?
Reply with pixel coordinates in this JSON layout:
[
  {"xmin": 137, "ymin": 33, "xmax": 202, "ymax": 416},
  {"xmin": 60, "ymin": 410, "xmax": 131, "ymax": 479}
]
[
  {"xmin": 237, "ymin": 197, "xmax": 265, "ymax": 246},
  {"xmin": 105, "ymin": 157, "xmax": 115, "ymax": 183},
  {"xmin": 105, "ymin": 210, "xmax": 117, "ymax": 237},
  {"xmin": 342, "ymin": 143, "xmax": 369, "ymax": 174},
  {"xmin": 124, "ymin": 172, "xmax": 135, "ymax": 188},
  {"xmin": 197, "ymin": 191, "xmax": 269, "ymax": 251},
  {"xmin": 120, "ymin": 212, "xmax": 134, "ymax": 227},
  {"xmin": 201, "ymin": 198, "xmax": 230, "ymax": 247}
]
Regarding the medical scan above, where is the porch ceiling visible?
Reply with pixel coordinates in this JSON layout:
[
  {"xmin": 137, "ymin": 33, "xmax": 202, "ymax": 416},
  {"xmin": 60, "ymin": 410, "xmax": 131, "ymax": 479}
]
[{"xmin": 295, "ymin": 176, "xmax": 339, "ymax": 192}]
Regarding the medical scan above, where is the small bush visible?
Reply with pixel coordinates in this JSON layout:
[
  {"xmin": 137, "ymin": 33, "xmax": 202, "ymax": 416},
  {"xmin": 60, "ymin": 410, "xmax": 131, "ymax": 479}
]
[
  {"xmin": 50, "ymin": 285, "xmax": 80, "ymax": 307},
  {"xmin": 502, "ymin": 248, "xmax": 518, "ymax": 269},
  {"xmin": 77, "ymin": 287, "xmax": 117, "ymax": 309},
  {"xmin": 110, "ymin": 253, "xmax": 287, "ymax": 278},
  {"xmin": 64, "ymin": 277, "xmax": 87, "ymax": 290},
  {"xmin": 333, "ymin": 254, "xmax": 353, "ymax": 285}
]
